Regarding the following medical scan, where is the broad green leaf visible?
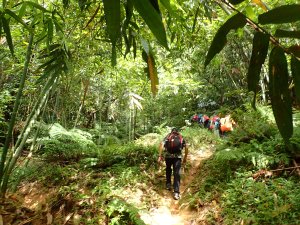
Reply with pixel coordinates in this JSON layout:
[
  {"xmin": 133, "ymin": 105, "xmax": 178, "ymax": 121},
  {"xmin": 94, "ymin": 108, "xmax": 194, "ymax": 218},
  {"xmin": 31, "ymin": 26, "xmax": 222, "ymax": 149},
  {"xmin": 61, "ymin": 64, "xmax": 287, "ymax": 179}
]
[
  {"xmin": 4, "ymin": 9, "xmax": 31, "ymax": 32},
  {"xmin": 1, "ymin": 15, "xmax": 14, "ymax": 56},
  {"xmin": 269, "ymin": 46, "xmax": 293, "ymax": 143},
  {"xmin": 275, "ymin": 29, "xmax": 300, "ymax": 39},
  {"xmin": 147, "ymin": 53, "xmax": 158, "ymax": 96},
  {"xmin": 291, "ymin": 57, "xmax": 300, "ymax": 102},
  {"xmin": 103, "ymin": 0, "xmax": 120, "ymax": 66},
  {"xmin": 247, "ymin": 32, "xmax": 269, "ymax": 94},
  {"xmin": 228, "ymin": 0, "xmax": 246, "ymax": 5},
  {"xmin": 132, "ymin": 0, "xmax": 168, "ymax": 49},
  {"xmin": 205, "ymin": 13, "xmax": 247, "ymax": 67},
  {"xmin": 258, "ymin": 4, "xmax": 300, "ymax": 24}
]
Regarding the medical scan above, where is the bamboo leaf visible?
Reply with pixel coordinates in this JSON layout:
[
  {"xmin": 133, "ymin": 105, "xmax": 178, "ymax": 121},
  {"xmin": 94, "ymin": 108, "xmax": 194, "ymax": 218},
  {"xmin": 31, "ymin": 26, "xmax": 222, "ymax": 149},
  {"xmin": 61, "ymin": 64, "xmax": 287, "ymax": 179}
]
[
  {"xmin": 228, "ymin": 0, "xmax": 246, "ymax": 5},
  {"xmin": 124, "ymin": 0, "xmax": 133, "ymax": 25},
  {"xmin": 258, "ymin": 4, "xmax": 300, "ymax": 24},
  {"xmin": 103, "ymin": 0, "xmax": 120, "ymax": 45},
  {"xmin": 132, "ymin": 36, "xmax": 137, "ymax": 59},
  {"xmin": 103, "ymin": 0, "xmax": 120, "ymax": 66},
  {"xmin": 23, "ymin": 1, "xmax": 49, "ymax": 12},
  {"xmin": 291, "ymin": 56, "xmax": 300, "ymax": 102},
  {"xmin": 47, "ymin": 18, "xmax": 53, "ymax": 46},
  {"xmin": 205, "ymin": 13, "xmax": 247, "ymax": 67},
  {"xmin": 123, "ymin": 0, "xmax": 133, "ymax": 57},
  {"xmin": 268, "ymin": 46, "xmax": 293, "ymax": 143},
  {"xmin": 4, "ymin": 9, "xmax": 31, "ymax": 32},
  {"xmin": 18, "ymin": 3, "xmax": 27, "ymax": 18},
  {"xmin": 132, "ymin": 0, "xmax": 168, "ymax": 49},
  {"xmin": 0, "ymin": 15, "xmax": 2, "ymax": 38},
  {"xmin": 53, "ymin": 17, "xmax": 63, "ymax": 33},
  {"xmin": 160, "ymin": 0, "xmax": 184, "ymax": 18},
  {"xmin": 150, "ymin": 0, "xmax": 160, "ymax": 14},
  {"xmin": 275, "ymin": 29, "xmax": 300, "ymax": 39},
  {"xmin": 147, "ymin": 53, "xmax": 158, "ymax": 96},
  {"xmin": 1, "ymin": 16, "xmax": 14, "ymax": 56},
  {"xmin": 247, "ymin": 32, "xmax": 269, "ymax": 94}
]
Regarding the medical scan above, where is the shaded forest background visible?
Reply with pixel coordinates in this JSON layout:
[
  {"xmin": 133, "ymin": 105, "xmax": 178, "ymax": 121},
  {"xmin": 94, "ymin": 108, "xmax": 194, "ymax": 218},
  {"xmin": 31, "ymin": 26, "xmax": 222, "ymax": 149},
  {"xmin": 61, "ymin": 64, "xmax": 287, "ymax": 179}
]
[{"xmin": 1, "ymin": 0, "xmax": 300, "ymax": 224}]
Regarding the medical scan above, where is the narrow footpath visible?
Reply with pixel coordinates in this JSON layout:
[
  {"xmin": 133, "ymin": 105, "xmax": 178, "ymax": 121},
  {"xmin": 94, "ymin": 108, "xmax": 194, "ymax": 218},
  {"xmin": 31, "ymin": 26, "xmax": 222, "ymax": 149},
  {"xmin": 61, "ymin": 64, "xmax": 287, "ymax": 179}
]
[{"xmin": 140, "ymin": 146, "xmax": 214, "ymax": 225}]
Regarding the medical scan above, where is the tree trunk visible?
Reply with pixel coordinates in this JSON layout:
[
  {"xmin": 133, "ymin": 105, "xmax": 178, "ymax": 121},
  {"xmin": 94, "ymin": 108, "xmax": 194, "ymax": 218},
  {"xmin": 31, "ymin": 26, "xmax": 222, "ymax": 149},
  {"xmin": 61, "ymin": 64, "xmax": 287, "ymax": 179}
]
[{"xmin": 0, "ymin": 33, "xmax": 34, "ymax": 197}]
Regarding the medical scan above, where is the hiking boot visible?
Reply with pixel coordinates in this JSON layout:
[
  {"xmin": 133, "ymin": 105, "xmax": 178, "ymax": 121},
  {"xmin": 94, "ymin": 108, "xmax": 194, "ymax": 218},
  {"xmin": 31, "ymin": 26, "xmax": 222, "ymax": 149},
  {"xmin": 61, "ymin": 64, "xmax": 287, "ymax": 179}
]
[
  {"xmin": 173, "ymin": 192, "xmax": 180, "ymax": 200},
  {"xmin": 166, "ymin": 183, "xmax": 171, "ymax": 191}
]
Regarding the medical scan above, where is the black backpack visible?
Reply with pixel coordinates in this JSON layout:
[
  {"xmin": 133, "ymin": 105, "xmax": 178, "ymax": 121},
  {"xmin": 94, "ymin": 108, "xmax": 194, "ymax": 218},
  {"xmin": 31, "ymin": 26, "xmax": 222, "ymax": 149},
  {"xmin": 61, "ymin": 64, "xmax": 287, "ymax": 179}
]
[{"xmin": 164, "ymin": 132, "xmax": 183, "ymax": 154}]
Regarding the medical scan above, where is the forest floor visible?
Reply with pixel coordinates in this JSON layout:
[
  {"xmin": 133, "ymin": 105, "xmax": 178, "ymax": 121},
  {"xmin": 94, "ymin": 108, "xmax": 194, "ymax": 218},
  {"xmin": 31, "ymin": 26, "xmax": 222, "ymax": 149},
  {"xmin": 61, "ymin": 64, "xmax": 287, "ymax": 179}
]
[
  {"xmin": 1, "ymin": 134, "xmax": 220, "ymax": 225},
  {"xmin": 139, "ymin": 145, "xmax": 216, "ymax": 225}
]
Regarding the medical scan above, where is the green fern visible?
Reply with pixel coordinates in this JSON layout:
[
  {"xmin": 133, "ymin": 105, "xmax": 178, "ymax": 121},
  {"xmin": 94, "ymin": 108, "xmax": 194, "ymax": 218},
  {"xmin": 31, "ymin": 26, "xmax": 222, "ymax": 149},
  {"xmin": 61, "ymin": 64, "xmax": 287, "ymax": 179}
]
[{"xmin": 106, "ymin": 198, "xmax": 146, "ymax": 225}]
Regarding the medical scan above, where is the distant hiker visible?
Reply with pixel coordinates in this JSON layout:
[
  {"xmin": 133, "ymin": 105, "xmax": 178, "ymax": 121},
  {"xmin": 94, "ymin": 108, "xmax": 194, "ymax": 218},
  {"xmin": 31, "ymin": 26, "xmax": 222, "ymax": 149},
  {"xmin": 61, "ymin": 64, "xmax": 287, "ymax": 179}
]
[
  {"xmin": 190, "ymin": 113, "xmax": 199, "ymax": 124},
  {"xmin": 219, "ymin": 114, "xmax": 236, "ymax": 136},
  {"xmin": 158, "ymin": 128, "xmax": 188, "ymax": 200}
]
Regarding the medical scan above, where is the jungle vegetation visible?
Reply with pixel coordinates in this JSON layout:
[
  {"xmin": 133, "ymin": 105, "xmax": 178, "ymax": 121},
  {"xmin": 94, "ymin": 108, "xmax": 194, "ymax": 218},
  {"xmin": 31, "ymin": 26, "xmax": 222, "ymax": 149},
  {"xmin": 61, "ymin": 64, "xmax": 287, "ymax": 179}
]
[{"xmin": 0, "ymin": 0, "xmax": 300, "ymax": 224}]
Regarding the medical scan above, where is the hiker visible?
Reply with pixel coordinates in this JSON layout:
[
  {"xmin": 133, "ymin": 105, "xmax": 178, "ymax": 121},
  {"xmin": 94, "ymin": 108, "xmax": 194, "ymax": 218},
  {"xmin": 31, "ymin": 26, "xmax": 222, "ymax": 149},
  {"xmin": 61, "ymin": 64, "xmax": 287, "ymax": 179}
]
[
  {"xmin": 158, "ymin": 128, "xmax": 188, "ymax": 200},
  {"xmin": 219, "ymin": 114, "xmax": 236, "ymax": 137}
]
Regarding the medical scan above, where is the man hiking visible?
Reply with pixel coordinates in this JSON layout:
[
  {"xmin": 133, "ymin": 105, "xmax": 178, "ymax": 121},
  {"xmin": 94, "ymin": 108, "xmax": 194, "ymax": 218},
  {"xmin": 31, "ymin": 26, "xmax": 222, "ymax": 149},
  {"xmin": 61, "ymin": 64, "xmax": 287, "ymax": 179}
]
[{"xmin": 158, "ymin": 127, "xmax": 188, "ymax": 200}]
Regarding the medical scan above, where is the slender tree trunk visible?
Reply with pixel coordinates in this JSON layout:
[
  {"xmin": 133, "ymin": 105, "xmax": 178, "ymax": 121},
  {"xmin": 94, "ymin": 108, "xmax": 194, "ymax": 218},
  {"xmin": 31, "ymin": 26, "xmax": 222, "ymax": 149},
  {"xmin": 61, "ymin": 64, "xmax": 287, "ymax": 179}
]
[
  {"xmin": 1, "ymin": 74, "xmax": 57, "ymax": 196},
  {"xmin": 0, "ymin": 33, "xmax": 34, "ymax": 197},
  {"xmin": 74, "ymin": 78, "xmax": 90, "ymax": 128}
]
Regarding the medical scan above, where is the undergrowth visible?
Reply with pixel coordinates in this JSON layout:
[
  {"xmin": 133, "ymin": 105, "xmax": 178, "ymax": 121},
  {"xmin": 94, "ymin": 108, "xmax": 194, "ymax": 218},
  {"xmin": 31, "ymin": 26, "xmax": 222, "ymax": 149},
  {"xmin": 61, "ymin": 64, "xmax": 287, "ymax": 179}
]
[{"xmin": 186, "ymin": 105, "xmax": 300, "ymax": 224}]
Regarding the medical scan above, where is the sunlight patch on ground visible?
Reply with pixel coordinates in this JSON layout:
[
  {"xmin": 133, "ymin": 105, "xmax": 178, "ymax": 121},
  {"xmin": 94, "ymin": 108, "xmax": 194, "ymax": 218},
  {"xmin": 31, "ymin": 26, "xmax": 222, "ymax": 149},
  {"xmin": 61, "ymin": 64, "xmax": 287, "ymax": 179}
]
[{"xmin": 140, "ymin": 205, "xmax": 185, "ymax": 225}]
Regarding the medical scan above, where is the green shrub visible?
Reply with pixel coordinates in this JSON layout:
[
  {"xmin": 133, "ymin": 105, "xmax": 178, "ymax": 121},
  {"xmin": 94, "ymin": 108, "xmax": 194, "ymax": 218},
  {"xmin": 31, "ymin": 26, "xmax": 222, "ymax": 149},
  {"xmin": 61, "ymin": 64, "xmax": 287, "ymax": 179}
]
[
  {"xmin": 228, "ymin": 105, "xmax": 279, "ymax": 145},
  {"xmin": 106, "ymin": 198, "xmax": 146, "ymax": 225},
  {"xmin": 37, "ymin": 123, "xmax": 97, "ymax": 162}
]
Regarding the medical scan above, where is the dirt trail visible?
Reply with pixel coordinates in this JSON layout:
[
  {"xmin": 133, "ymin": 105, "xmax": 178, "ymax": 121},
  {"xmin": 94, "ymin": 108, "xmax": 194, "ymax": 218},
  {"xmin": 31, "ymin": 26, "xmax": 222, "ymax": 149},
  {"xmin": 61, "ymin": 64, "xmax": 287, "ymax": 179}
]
[{"xmin": 140, "ymin": 146, "xmax": 214, "ymax": 225}]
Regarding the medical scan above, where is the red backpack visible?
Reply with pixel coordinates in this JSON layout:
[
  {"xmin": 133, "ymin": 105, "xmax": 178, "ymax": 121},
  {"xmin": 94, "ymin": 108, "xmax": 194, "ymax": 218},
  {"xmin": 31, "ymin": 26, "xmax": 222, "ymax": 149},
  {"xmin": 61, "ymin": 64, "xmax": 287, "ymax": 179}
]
[{"xmin": 164, "ymin": 132, "xmax": 183, "ymax": 154}]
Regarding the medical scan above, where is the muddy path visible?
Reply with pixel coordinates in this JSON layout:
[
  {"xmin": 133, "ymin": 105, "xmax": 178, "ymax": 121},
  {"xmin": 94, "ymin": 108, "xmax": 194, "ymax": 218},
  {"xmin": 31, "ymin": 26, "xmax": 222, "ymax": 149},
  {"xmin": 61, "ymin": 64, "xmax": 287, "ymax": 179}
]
[{"xmin": 140, "ymin": 146, "xmax": 214, "ymax": 225}]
